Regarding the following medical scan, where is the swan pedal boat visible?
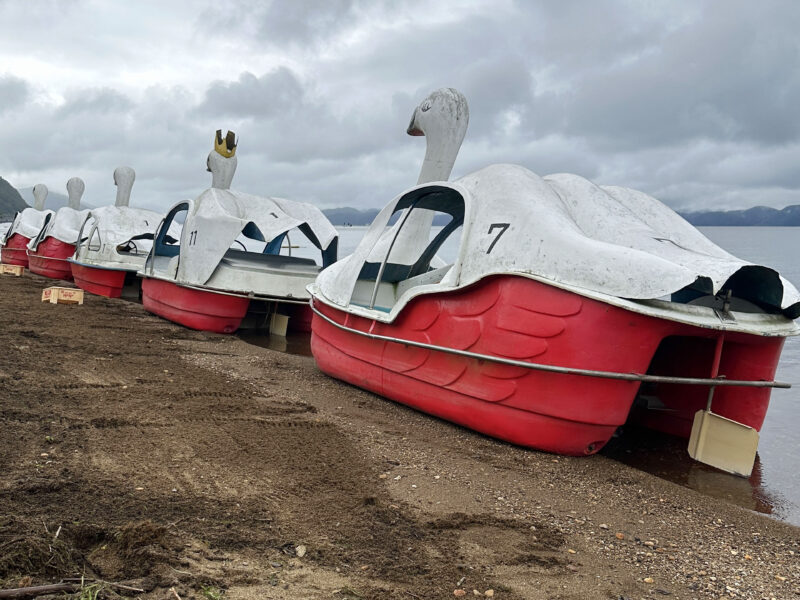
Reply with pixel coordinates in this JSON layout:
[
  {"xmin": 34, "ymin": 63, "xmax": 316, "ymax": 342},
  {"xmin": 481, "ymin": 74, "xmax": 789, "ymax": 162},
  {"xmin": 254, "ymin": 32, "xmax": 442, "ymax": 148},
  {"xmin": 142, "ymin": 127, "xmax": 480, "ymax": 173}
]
[
  {"xmin": 27, "ymin": 178, "xmax": 87, "ymax": 281},
  {"xmin": 69, "ymin": 167, "xmax": 169, "ymax": 298},
  {"xmin": 1, "ymin": 184, "xmax": 52, "ymax": 268},
  {"xmin": 69, "ymin": 206, "xmax": 167, "ymax": 298},
  {"xmin": 308, "ymin": 164, "xmax": 800, "ymax": 458},
  {"xmin": 139, "ymin": 131, "xmax": 339, "ymax": 334},
  {"xmin": 140, "ymin": 189, "xmax": 338, "ymax": 334}
]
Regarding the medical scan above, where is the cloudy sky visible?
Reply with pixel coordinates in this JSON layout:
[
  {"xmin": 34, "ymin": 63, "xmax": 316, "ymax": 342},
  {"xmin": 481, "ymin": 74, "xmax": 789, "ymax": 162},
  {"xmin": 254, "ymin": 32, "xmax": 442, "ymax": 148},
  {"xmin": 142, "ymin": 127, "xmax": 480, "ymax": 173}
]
[{"xmin": 1, "ymin": 0, "xmax": 799, "ymax": 213}]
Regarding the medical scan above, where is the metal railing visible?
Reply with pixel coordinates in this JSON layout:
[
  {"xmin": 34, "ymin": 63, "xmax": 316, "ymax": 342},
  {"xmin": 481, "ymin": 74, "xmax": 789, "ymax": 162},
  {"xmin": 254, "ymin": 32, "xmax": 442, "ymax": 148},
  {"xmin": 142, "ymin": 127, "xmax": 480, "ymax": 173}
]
[{"xmin": 310, "ymin": 302, "xmax": 790, "ymax": 389}]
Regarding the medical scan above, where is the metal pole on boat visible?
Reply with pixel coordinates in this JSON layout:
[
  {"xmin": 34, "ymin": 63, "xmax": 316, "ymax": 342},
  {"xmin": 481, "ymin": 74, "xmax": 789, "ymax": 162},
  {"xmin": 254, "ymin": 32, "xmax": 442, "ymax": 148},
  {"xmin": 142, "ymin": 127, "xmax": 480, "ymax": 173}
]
[
  {"xmin": 310, "ymin": 303, "xmax": 790, "ymax": 390},
  {"xmin": 369, "ymin": 202, "xmax": 417, "ymax": 310},
  {"xmin": 706, "ymin": 334, "xmax": 725, "ymax": 411}
]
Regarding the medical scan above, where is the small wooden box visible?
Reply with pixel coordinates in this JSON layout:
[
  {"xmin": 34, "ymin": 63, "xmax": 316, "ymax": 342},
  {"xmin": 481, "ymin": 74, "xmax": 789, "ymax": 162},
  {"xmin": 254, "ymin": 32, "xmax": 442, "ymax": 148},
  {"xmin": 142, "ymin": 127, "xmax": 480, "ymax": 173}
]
[
  {"xmin": 41, "ymin": 286, "xmax": 84, "ymax": 305},
  {"xmin": 1, "ymin": 264, "xmax": 24, "ymax": 276}
]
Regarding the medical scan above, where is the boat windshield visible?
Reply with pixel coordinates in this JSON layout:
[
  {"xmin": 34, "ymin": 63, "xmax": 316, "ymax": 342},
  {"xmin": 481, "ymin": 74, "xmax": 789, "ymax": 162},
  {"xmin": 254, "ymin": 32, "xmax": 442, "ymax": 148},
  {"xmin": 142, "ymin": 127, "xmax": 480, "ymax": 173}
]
[{"xmin": 352, "ymin": 188, "xmax": 465, "ymax": 312}]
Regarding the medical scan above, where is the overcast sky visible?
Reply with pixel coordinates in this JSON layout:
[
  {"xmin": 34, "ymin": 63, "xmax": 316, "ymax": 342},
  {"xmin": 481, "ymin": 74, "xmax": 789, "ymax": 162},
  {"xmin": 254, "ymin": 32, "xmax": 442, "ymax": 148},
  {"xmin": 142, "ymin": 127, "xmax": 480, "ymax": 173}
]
[{"xmin": 1, "ymin": 0, "xmax": 799, "ymax": 213}]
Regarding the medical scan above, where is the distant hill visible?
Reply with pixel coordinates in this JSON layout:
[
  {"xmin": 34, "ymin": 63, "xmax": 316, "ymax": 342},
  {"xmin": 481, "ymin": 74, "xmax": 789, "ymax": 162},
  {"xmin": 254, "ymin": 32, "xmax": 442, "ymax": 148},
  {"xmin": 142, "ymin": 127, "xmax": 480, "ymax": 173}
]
[
  {"xmin": 322, "ymin": 207, "xmax": 381, "ymax": 226},
  {"xmin": 679, "ymin": 205, "xmax": 800, "ymax": 226},
  {"xmin": 324, "ymin": 204, "xmax": 800, "ymax": 227},
  {"xmin": 6, "ymin": 179, "xmax": 800, "ymax": 227},
  {"xmin": 0, "ymin": 177, "xmax": 28, "ymax": 220},
  {"xmin": 323, "ymin": 206, "xmax": 450, "ymax": 226}
]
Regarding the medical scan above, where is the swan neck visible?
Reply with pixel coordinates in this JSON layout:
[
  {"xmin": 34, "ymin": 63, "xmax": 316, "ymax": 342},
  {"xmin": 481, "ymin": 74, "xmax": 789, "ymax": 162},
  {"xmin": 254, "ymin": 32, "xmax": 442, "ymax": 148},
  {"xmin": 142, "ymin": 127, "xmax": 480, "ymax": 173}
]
[
  {"xmin": 209, "ymin": 154, "xmax": 237, "ymax": 190},
  {"xmin": 66, "ymin": 178, "xmax": 84, "ymax": 209},
  {"xmin": 32, "ymin": 187, "xmax": 47, "ymax": 211},
  {"xmin": 416, "ymin": 127, "xmax": 464, "ymax": 185},
  {"xmin": 417, "ymin": 144, "xmax": 457, "ymax": 184},
  {"xmin": 115, "ymin": 181, "xmax": 133, "ymax": 207},
  {"xmin": 114, "ymin": 168, "xmax": 135, "ymax": 207}
]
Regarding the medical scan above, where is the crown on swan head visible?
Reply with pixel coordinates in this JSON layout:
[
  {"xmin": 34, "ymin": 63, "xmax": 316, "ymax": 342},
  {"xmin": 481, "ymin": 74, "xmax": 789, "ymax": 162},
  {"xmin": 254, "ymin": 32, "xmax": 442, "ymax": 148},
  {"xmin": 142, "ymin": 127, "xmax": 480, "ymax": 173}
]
[{"xmin": 214, "ymin": 129, "xmax": 237, "ymax": 158}]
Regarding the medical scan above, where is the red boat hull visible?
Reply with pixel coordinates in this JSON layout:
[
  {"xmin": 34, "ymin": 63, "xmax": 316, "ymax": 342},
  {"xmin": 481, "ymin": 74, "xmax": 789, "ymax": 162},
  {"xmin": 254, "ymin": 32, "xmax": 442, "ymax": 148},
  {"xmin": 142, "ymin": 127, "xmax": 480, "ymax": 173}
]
[
  {"xmin": 71, "ymin": 262, "xmax": 128, "ymax": 298},
  {"xmin": 141, "ymin": 278, "xmax": 250, "ymax": 334},
  {"xmin": 286, "ymin": 304, "xmax": 313, "ymax": 333},
  {"xmin": 311, "ymin": 276, "xmax": 784, "ymax": 456},
  {"xmin": 1, "ymin": 234, "xmax": 31, "ymax": 267},
  {"xmin": 28, "ymin": 237, "xmax": 76, "ymax": 280}
]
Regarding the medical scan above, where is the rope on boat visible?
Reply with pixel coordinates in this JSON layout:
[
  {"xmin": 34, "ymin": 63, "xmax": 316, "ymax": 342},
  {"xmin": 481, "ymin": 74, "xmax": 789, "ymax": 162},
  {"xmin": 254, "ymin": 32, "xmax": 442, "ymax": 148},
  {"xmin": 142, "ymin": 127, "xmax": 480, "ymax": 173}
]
[{"xmin": 310, "ymin": 303, "xmax": 791, "ymax": 389}]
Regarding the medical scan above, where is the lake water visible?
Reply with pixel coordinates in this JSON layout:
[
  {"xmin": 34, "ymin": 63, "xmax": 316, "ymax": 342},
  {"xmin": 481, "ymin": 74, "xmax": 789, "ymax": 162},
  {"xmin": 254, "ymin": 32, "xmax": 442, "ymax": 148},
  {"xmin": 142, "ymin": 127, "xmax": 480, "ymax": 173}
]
[
  {"xmin": 290, "ymin": 225, "xmax": 800, "ymax": 525},
  {"xmin": 693, "ymin": 228, "xmax": 800, "ymax": 525}
]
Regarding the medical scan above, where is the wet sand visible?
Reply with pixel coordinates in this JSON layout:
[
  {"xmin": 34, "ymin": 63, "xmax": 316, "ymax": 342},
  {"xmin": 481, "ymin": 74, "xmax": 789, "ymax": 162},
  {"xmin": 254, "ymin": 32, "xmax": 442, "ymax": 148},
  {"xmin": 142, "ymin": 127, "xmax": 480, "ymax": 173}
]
[{"xmin": 1, "ymin": 272, "xmax": 798, "ymax": 599}]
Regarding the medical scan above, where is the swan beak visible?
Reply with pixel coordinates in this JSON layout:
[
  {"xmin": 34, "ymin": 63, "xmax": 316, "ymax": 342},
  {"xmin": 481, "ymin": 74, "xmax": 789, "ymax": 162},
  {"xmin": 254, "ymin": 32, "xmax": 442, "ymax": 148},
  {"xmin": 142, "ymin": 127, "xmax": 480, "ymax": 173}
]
[{"xmin": 407, "ymin": 108, "xmax": 424, "ymax": 136}]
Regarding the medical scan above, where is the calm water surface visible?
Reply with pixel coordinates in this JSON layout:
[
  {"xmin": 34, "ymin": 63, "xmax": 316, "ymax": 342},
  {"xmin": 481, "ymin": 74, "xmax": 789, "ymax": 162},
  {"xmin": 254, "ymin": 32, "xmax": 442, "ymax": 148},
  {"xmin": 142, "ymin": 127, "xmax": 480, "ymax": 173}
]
[
  {"xmin": 693, "ymin": 227, "xmax": 800, "ymax": 525},
  {"xmin": 269, "ymin": 225, "xmax": 800, "ymax": 525}
]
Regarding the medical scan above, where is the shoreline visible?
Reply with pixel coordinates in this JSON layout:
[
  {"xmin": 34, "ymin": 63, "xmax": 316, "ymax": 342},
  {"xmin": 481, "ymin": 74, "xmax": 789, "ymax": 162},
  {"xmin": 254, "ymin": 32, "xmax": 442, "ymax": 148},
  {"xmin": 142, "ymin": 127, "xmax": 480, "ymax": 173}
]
[{"xmin": 1, "ymin": 272, "xmax": 797, "ymax": 599}]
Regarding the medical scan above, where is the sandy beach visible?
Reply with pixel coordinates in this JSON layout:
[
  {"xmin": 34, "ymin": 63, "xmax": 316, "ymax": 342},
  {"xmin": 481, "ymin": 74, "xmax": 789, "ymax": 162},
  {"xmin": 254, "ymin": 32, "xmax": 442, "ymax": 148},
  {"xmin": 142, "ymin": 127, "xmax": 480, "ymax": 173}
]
[{"xmin": 1, "ymin": 272, "xmax": 797, "ymax": 599}]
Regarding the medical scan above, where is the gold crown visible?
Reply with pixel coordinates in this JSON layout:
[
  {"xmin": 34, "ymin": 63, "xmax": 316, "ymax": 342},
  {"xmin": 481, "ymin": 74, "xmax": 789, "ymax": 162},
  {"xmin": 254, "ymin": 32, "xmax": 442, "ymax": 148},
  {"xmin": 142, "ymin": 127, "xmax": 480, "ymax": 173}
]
[{"xmin": 214, "ymin": 129, "xmax": 237, "ymax": 158}]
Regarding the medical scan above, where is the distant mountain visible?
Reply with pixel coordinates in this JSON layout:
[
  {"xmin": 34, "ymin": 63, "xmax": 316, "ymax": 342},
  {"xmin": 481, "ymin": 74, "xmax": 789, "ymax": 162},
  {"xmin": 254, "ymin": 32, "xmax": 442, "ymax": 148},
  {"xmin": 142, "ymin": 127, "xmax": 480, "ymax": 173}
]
[
  {"xmin": 322, "ymin": 204, "xmax": 800, "ymax": 227},
  {"xmin": 0, "ymin": 177, "xmax": 27, "ymax": 220},
  {"xmin": 322, "ymin": 207, "xmax": 381, "ymax": 226},
  {"xmin": 323, "ymin": 206, "xmax": 450, "ymax": 226},
  {"xmin": 679, "ymin": 205, "xmax": 800, "ymax": 226}
]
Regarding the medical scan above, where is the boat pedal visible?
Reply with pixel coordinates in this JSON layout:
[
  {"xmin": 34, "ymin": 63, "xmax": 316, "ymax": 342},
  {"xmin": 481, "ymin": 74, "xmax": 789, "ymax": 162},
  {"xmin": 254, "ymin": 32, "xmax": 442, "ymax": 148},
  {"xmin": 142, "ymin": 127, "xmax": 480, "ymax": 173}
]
[
  {"xmin": 687, "ymin": 410, "xmax": 758, "ymax": 477},
  {"xmin": 269, "ymin": 313, "xmax": 289, "ymax": 337}
]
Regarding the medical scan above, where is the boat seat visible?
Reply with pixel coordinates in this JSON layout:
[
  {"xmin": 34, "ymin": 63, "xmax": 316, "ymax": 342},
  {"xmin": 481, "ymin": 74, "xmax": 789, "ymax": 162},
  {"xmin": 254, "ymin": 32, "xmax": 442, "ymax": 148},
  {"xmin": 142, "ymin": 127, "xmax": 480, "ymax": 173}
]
[
  {"xmin": 221, "ymin": 248, "xmax": 319, "ymax": 269},
  {"xmin": 396, "ymin": 264, "xmax": 452, "ymax": 298}
]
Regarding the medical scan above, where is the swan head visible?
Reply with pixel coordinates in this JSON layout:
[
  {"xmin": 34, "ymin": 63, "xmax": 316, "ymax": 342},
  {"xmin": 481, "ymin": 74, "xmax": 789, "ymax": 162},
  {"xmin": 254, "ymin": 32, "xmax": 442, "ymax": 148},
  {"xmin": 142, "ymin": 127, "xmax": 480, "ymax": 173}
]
[
  {"xmin": 407, "ymin": 87, "xmax": 469, "ymax": 139},
  {"xmin": 113, "ymin": 166, "xmax": 136, "ymax": 207},
  {"xmin": 66, "ymin": 177, "xmax": 85, "ymax": 209},
  {"xmin": 32, "ymin": 184, "xmax": 48, "ymax": 210},
  {"xmin": 406, "ymin": 88, "xmax": 469, "ymax": 184},
  {"xmin": 206, "ymin": 129, "xmax": 238, "ymax": 190}
]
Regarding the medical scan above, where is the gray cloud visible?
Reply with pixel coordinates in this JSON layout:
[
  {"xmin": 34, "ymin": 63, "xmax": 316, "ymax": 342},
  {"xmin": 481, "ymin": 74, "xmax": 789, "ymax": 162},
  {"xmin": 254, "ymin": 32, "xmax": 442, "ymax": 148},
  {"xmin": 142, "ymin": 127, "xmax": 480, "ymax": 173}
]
[
  {"xmin": 524, "ymin": 2, "xmax": 800, "ymax": 150},
  {"xmin": 0, "ymin": 74, "xmax": 29, "ymax": 113},
  {"xmin": 198, "ymin": 67, "xmax": 305, "ymax": 118},
  {"xmin": 57, "ymin": 87, "xmax": 133, "ymax": 117},
  {"xmin": 1, "ymin": 0, "xmax": 800, "ymax": 215},
  {"xmin": 199, "ymin": 0, "xmax": 358, "ymax": 48}
]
